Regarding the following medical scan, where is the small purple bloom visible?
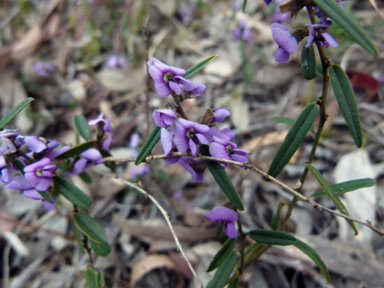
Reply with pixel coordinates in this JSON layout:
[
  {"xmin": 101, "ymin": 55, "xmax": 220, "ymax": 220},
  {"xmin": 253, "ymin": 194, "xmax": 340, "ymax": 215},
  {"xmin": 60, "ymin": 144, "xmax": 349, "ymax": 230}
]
[
  {"xmin": 6, "ymin": 176, "xmax": 56, "ymax": 210},
  {"xmin": 212, "ymin": 107, "xmax": 230, "ymax": 123},
  {"xmin": 233, "ymin": 19, "xmax": 253, "ymax": 44},
  {"xmin": 24, "ymin": 158, "xmax": 56, "ymax": 191},
  {"xmin": 178, "ymin": 4, "xmax": 197, "ymax": 24},
  {"xmin": 209, "ymin": 137, "xmax": 250, "ymax": 168},
  {"xmin": 178, "ymin": 157, "xmax": 205, "ymax": 183},
  {"xmin": 129, "ymin": 133, "xmax": 140, "ymax": 148},
  {"xmin": 88, "ymin": 113, "xmax": 114, "ymax": 150},
  {"xmin": 153, "ymin": 108, "xmax": 177, "ymax": 128},
  {"xmin": 306, "ymin": 21, "xmax": 332, "ymax": 48},
  {"xmin": 173, "ymin": 119, "xmax": 210, "ymax": 156},
  {"xmin": 271, "ymin": 23, "xmax": 298, "ymax": 63},
  {"xmin": 107, "ymin": 55, "xmax": 127, "ymax": 69},
  {"xmin": 205, "ymin": 206, "xmax": 239, "ymax": 238},
  {"xmin": 23, "ymin": 136, "xmax": 60, "ymax": 153},
  {"xmin": 33, "ymin": 61, "xmax": 55, "ymax": 77},
  {"xmin": 45, "ymin": 145, "xmax": 71, "ymax": 161},
  {"xmin": 130, "ymin": 164, "xmax": 150, "ymax": 178},
  {"xmin": 271, "ymin": 0, "xmax": 292, "ymax": 23},
  {"xmin": 264, "ymin": 0, "xmax": 272, "ymax": 5},
  {"xmin": 0, "ymin": 129, "xmax": 20, "ymax": 153},
  {"xmin": 71, "ymin": 148, "xmax": 104, "ymax": 175},
  {"xmin": 0, "ymin": 147, "xmax": 12, "ymax": 184},
  {"xmin": 319, "ymin": 32, "xmax": 338, "ymax": 48}
]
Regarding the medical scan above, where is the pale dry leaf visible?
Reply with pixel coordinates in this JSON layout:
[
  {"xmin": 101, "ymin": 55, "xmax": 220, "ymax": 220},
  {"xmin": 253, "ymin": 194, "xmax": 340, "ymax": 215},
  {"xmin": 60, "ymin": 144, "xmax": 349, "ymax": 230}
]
[
  {"xmin": 97, "ymin": 66, "xmax": 145, "ymax": 92},
  {"xmin": 230, "ymin": 98, "xmax": 250, "ymax": 132}
]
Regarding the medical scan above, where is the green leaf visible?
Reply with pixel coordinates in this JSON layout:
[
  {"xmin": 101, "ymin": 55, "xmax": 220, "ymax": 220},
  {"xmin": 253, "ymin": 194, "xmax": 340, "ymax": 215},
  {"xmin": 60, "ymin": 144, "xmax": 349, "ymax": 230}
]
[
  {"xmin": 79, "ymin": 172, "xmax": 92, "ymax": 184},
  {"xmin": 84, "ymin": 267, "xmax": 99, "ymax": 288},
  {"xmin": 301, "ymin": 44, "xmax": 317, "ymax": 80},
  {"xmin": 37, "ymin": 191, "xmax": 55, "ymax": 204},
  {"xmin": 271, "ymin": 117, "xmax": 316, "ymax": 133},
  {"xmin": 311, "ymin": 178, "xmax": 376, "ymax": 197},
  {"xmin": 74, "ymin": 115, "xmax": 91, "ymax": 140},
  {"xmin": 216, "ymin": 224, "xmax": 227, "ymax": 238},
  {"xmin": 74, "ymin": 225, "xmax": 85, "ymax": 254},
  {"xmin": 249, "ymin": 229, "xmax": 297, "ymax": 246},
  {"xmin": 268, "ymin": 103, "xmax": 318, "ymax": 177},
  {"xmin": 184, "ymin": 55, "xmax": 218, "ymax": 79},
  {"xmin": 135, "ymin": 125, "xmax": 161, "ymax": 165},
  {"xmin": 208, "ymin": 251, "xmax": 237, "ymax": 288},
  {"xmin": 100, "ymin": 149, "xmax": 116, "ymax": 169},
  {"xmin": 242, "ymin": 0, "xmax": 247, "ymax": 13},
  {"xmin": 294, "ymin": 240, "xmax": 330, "ymax": 283},
  {"xmin": 207, "ymin": 237, "xmax": 237, "ymax": 272},
  {"xmin": 270, "ymin": 202, "xmax": 284, "ymax": 230},
  {"xmin": 312, "ymin": 0, "xmax": 377, "ymax": 56},
  {"xmin": 306, "ymin": 164, "xmax": 358, "ymax": 235},
  {"xmin": 89, "ymin": 239, "xmax": 111, "ymax": 257},
  {"xmin": 0, "ymin": 97, "xmax": 34, "ymax": 129},
  {"xmin": 74, "ymin": 212, "xmax": 107, "ymax": 244},
  {"xmin": 228, "ymin": 277, "xmax": 240, "ymax": 288},
  {"xmin": 55, "ymin": 141, "xmax": 95, "ymax": 160},
  {"xmin": 329, "ymin": 64, "xmax": 363, "ymax": 148},
  {"xmin": 15, "ymin": 159, "xmax": 26, "ymax": 174},
  {"xmin": 200, "ymin": 145, "xmax": 244, "ymax": 210},
  {"xmin": 97, "ymin": 271, "xmax": 106, "ymax": 288},
  {"xmin": 53, "ymin": 176, "xmax": 92, "ymax": 211},
  {"xmin": 316, "ymin": 62, "xmax": 324, "ymax": 77}
]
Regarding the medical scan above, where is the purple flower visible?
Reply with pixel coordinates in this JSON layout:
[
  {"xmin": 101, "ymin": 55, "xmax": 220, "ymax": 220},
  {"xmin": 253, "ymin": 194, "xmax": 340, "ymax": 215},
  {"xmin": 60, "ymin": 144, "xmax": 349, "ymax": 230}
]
[
  {"xmin": 129, "ymin": 133, "xmax": 140, "ymax": 148},
  {"xmin": 24, "ymin": 158, "xmax": 56, "ymax": 191},
  {"xmin": 178, "ymin": 4, "xmax": 197, "ymax": 24},
  {"xmin": 107, "ymin": 55, "xmax": 127, "ymax": 69},
  {"xmin": 6, "ymin": 176, "xmax": 56, "ymax": 210},
  {"xmin": 271, "ymin": 0, "xmax": 292, "ymax": 23},
  {"xmin": 0, "ymin": 129, "xmax": 20, "ymax": 153},
  {"xmin": 130, "ymin": 165, "xmax": 150, "ymax": 178},
  {"xmin": 205, "ymin": 206, "xmax": 239, "ymax": 238},
  {"xmin": 306, "ymin": 21, "xmax": 333, "ymax": 48},
  {"xmin": 211, "ymin": 107, "xmax": 230, "ymax": 123},
  {"xmin": 46, "ymin": 145, "xmax": 71, "ymax": 161},
  {"xmin": 71, "ymin": 148, "xmax": 104, "ymax": 175},
  {"xmin": 153, "ymin": 108, "xmax": 177, "ymax": 128},
  {"xmin": 209, "ymin": 137, "xmax": 250, "ymax": 168},
  {"xmin": 0, "ymin": 147, "xmax": 12, "ymax": 184},
  {"xmin": 178, "ymin": 156, "xmax": 205, "ymax": 182},
  {"xmin": 161, "ymin": 127, "xmax": 174, "ymax": 156},
  {"xmin": 233, "ymin": 19, "xmax": 253, "ymax": 44},
  {"xmin": 271, "ymin": 23, "xmax": 298, "ymax": 63},
  {"xmin": 148, "ymin": 57, "xmax": 206, "ymax": 97},
  {"xmin": 264, "ymin": 0, "xmax": 272, "ymax": 5},
  {"xmin": 88, "ymin": 113, "xmax": 114, "ymax": 150},
  {"xmin": 33, "ymin": 61, "xmax": 55, "ymax": 77},
  {"xmin": 318, "ymin": 32, "xmax": 338, "ymax": 48},
  {"xmin": 22, "ymin": 136, "xmax": 60, "ymax": 153},
  {"xmin": 173, "ymin": 119, "xmax": 210, "ymax": 156}
]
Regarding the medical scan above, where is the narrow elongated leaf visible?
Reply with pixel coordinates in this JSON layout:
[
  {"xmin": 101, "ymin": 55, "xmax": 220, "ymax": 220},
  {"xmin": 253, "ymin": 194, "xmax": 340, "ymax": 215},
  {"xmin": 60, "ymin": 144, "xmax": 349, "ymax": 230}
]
[
  {"xmin": 184, "ymin": 55, "xmax": 217, "ymax": 79},
  {"xmin": 74, "ymin": 212, "xmax": 107, "ymax": 244},
  {"xmin": 89, "ymin": 239, "xmax": 111, "ymax": 257},
  {"xmin": 74, "ymin": 115, "xmax": 91, "ymax": 140},
  {"xmin": 242, "ymin": 0, "xmax": 247, "ymax": 13},
  {"xmin": 97, "ymin": 271, "xmax": 106, "ymax": 288},
  {"xmin": 207, "ymin": 238, "xmax": 237, "ymax": 272},
  {"xmin": 294, "ymin": 240, "xmax": 330, "ymax": 283},
  {"xmin": 84, "ymin": 267, "xmax": 99, "ymax": 288},
  {"xmin": 37, "ymin": 191, "xmax": 54, "ymax": 204},
  {"xmin": 0, "ymin": 98, "xmax": 34, "ymax": 129},
  {"xmin": 55, "ymin": 141, "xmax": 95, "ymax": 160},
  {"xmin": 329, "ymin": 64, "xmax": 363, "ymax": 148},
  {"xmin": 306, "ymin": 164, "xmax": 358, "ymax": 235},
  {"xmin": 208, "ymin": 251, "xmax": 237, "ymax": 288},
  {"xmin": 135, "ymin": 125, "xmax": 161, "ymax": 165},
  {"xmin": 200, "ymin": 146, "xmax": 244, "ymax": 210},
  {"xmin": 301, "ymin": 44, "xmax": 317, "ymax": 80},
  {"xmin": 228, "ymin": 277, "xmax": 240, "ymax": 288},
  {"xmin": 270, "ymin": 202, "xmax": 284, "ymax": 230},
  {"xmin": 268, "ymin": 103, "xmax": 318, "ymax": 177},
  {"xmin": 74, "ymin": 225, "xmax": 85, "ymax": 254},
  {"xmin": 312, "ymin": 0, "xmax": 377, "ymax": 56},
  {"xmin": 79, "ymin": 172, "xmax": 92, "ymax": 184},
  {"xmin": 15, "ymin": 159, "xmax": 26, "ymax": 174},
  {"xmin": 311, "ymin": 178, "xmax": 376, "ymax": 197},
  {"xmin": 271, "ymin": 117, "xmax": 316, "ymax": 132},
  {"xmin": 316, "ymin": 62, "xmax": 324, "ymax": 77},
  {"xmin": 249, "ymin": 229, "xmax": 297, "ymax": 246},
  {"xmin": 53, "ymin": 176, "xmax": 92, "ymax": 211}
]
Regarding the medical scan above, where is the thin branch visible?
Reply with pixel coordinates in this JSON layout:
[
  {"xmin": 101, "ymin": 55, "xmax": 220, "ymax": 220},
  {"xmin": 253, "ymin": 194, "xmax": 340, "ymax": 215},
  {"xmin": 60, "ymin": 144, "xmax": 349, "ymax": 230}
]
[
  {"xmin": 96, "ymin": 171, "xmax": 203, "ymax": 288},
  {"xmin": 103, "ymin": 154, "xmax": 384, "ymax": 237}
]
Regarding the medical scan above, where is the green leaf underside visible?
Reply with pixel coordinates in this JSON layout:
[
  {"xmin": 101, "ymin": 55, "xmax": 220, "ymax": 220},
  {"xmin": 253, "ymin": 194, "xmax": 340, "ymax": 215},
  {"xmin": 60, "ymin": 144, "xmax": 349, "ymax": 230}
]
[
  {"xmin": 0, "ymin": 98, "xmax": 34, "ymax": 129},
  {"xmin": 84, "ymin": 267, "xmax": 99, "ymax": 288},
  {"xmin": 329, "ymin": 64, "xmax": 363, "ymax": 148},
  {"xmin": 311, "ymin": 178, "xmax": 376, "ymax": 197},
  {"xmin": 207, "ymin": 237, "xmax": 237, "ymax": 272},
  {"xmin": 55, "ymin": 141, "xmax": 95, "ymax": 160},
  {"xmin": 228, "ymin": 277, "xmax": 240, "ymax": 288},
  {"xmin": 74, "ymin": 115, "xmax": 91, "ymax": 140},
  {"xmin": 270, "ymin": 202, "xmax": 284, "ymax": 230},
  {"xmin": 135, "ymin": 125, "xmax": 161, "ymax": 165},
  {"xmin": 301, "ymin": 44, "xmax": 317, "ymax": 80},
  {"xmin": 89, "ymin": 239, "xmax": 111, "ymax": 257},
  {"xmin": 306, "ymin": 164, "xmax": 358, "ymax": 235},
  {"xmin": 312, "ymin": 0, "xmax": 377, "ymax": 56},
  {"xmin": 294, "ymin": 240, "xmax": 331, "ymax": 283},
  {"xmin": 74, "ymin": 212, "xmax": 107, "ymax": 244},
  {"xmin": 271, "ymin": 117, "xmax": 316, "ymax": 132},
  {"xmin": 208, "ymin": 251, "xmax": 237, "ymax": 288},
  {"xmin": 249, "ymin": 229, "xmax": 297, "ymax": 246},
  {"xmin": 53, "ymin": 176, "xmax": 92, "ymax": 211},
  {"xmin": 200, "ymin": 145, "xmax": 244, "ymax": 210},
  {"xmin": 74, "ymin": 225, "xmax": 85, "ymax": 254},
  {"xmin": 184, "ymin": 55, "xmax": 218, "ymax": 79},
  {"xmin": 79, "ymin": 171, "xmax": 92, "ymax": 183},
  {"xmin": 268, "ymin": 103, "xmax": 318, "ymax": 177}
]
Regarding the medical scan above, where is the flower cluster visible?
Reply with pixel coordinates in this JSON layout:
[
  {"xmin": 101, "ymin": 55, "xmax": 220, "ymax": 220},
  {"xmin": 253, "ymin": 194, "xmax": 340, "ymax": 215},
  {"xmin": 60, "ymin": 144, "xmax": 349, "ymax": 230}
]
[
  {"xmin": 0, "ymin": 114, "xmax": 113, "ymax": 210},
  {"xmin": 233, "ymin": 19, "xmax": 253, "ymax": 44},
  {"xmin": 268, "ymin": 0, "xmax": 339, "ymax": 63},
  {"xmin": 33, "ymin": 61, "xmax": 55, "ymax": 77}
]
